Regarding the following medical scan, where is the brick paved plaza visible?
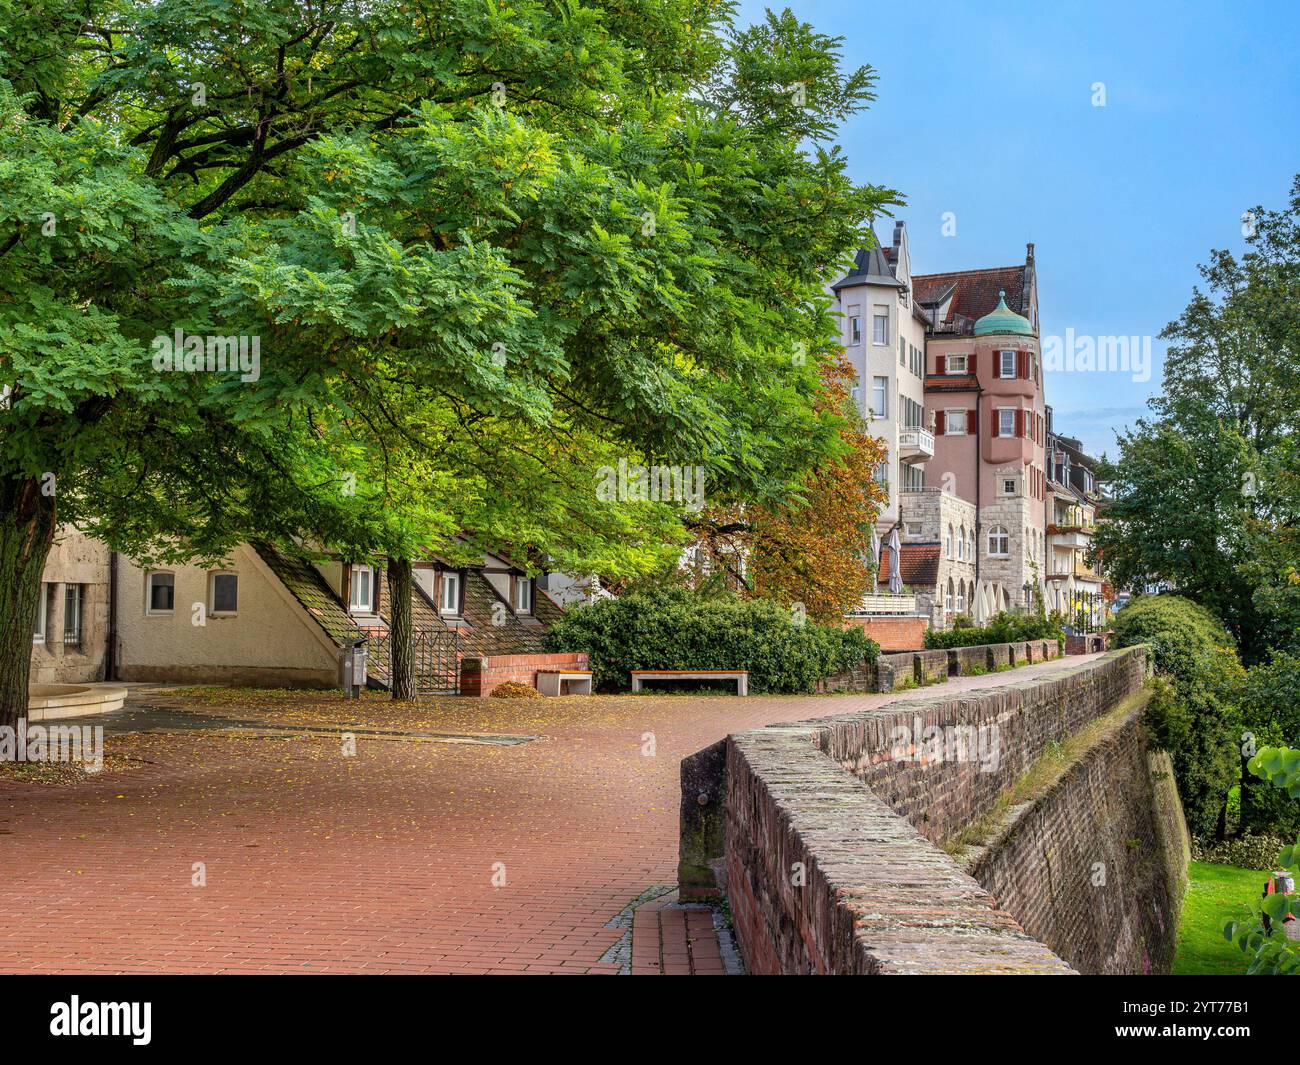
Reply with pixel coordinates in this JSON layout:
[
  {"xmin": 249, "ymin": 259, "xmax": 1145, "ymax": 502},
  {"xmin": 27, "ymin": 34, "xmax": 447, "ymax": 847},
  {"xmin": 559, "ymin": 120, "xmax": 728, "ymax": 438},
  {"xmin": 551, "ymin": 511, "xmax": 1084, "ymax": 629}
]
[{"xmin": 0, "ymin": 655, "xmax": 1098, "ymax": 975}]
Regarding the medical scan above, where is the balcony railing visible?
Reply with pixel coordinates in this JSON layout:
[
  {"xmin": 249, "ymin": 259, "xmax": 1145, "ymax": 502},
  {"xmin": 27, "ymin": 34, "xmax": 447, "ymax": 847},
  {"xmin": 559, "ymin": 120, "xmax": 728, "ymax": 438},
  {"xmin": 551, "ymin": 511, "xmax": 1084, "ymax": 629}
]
[
  {"xmin": 855, "ymin": 593, "xmax": 920, "ymax": 615},
  {"xmin": 898, "ymin": 428, "xmax": 934, "ymax": 462}
]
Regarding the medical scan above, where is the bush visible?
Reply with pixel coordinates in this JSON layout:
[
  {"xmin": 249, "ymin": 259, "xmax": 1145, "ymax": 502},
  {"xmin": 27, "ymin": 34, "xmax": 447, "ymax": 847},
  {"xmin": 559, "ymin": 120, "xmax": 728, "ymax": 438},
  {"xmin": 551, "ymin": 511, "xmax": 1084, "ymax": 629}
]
[
  {"xmin": 543, "ymin": 587, "xmax": 878, "ymax": 694},
  {"xmin": 924, "ymin": 610, "xmax": 1063, "ymax": 649},
  {"xmin": 1192, "ymin": 831, "xmax": 1289, "ymax": 872},
  {"xmin": 1113, "ymin": 595, "xmax": 1244, "ymax": 838},
  {"xmin": 1238, "ymin": 651, "xmax": 1300, "ymax": 836}
]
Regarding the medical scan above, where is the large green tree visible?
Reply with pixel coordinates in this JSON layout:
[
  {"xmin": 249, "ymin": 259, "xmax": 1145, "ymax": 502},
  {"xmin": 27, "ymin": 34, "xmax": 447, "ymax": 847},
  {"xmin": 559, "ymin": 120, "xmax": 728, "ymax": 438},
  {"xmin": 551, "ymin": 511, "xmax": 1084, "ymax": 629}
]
[
  {"xmin": 0, "ymin": 1, "xmax": 898, "ymax": 722},
  {"xmin": 1095, "ymin": 175, "xmax": 1300, "ymax": 663}
]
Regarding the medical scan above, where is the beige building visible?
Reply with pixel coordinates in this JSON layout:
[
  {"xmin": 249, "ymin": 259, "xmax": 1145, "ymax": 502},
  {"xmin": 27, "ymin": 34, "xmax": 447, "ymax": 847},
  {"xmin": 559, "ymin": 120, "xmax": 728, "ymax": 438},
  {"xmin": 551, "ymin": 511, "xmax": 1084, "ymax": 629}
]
[
  {"xmin": 29, "ymin": 527, "xmax": 111, "ymax": 685},
  {"xmin": 830, "ymin": 221, "xmax": 933, "ymax": 534}
]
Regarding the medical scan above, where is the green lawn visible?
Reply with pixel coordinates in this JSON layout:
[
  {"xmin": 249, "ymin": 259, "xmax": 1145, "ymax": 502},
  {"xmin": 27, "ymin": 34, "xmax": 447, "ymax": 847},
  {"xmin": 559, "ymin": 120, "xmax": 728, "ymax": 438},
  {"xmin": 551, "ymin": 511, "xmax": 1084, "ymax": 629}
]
[{"xmin": 1173, "ymin": 860, "xmax": 1269, "ymax": 975}]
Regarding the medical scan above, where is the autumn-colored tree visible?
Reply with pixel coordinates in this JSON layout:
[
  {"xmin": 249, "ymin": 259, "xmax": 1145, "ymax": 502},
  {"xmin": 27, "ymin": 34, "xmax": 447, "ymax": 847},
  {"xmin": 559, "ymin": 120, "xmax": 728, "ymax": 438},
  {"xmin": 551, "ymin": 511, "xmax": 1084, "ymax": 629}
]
[{"xmin": 686, "ymin": 356, "xmax": 888, "ymax": 622}]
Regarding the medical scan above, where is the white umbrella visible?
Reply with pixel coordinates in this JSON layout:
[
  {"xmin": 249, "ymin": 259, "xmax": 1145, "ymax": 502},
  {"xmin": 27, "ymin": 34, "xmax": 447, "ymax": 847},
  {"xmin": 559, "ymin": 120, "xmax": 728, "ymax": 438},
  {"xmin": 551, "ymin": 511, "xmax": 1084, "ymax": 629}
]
[
  {"xmin": 973, "ymin": 582, "xmax": 987, "ymax": 625},
  {"xmin": 887, "ymin": 528, "xmax": 903, "ymax": 595}
]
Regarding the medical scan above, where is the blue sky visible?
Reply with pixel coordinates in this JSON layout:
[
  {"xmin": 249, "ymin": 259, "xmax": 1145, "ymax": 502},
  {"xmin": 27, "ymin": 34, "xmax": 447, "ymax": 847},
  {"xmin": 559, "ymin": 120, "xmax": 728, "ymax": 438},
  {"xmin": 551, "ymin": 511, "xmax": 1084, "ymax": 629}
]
[{"xmin": 735, "ymin": 0, "xmax": 1300, "ymax": 458}]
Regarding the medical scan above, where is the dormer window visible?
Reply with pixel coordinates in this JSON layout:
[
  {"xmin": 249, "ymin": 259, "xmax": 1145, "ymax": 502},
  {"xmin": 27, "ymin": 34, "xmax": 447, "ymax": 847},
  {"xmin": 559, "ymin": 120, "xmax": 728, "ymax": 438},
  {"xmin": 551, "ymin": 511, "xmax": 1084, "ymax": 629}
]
[
  {"xmin": 945, "ymin": 354, "xmax": 967, "ymax": 374},
  {"xmin": 439, "ymin": 571, "xmax": 461, "ymax": 615},
  {"xmin": 349, "ymin": 565, "xmax": 376, "ymax": 614},
  {"xmin": 512, "ymin": 576, "xmax": 532, "ymax": 614}
]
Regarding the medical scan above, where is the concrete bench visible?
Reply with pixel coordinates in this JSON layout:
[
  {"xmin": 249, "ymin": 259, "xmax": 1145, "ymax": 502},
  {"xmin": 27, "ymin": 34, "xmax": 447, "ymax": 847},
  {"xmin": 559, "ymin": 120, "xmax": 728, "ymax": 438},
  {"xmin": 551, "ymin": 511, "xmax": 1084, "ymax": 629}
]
[
  {"xmin": 536, "ymin": 670, "xmax": 593, "ymax": 696},
  {"xmin": 630, "ymin": 670, "xmax": 749, "ymax": 696}
]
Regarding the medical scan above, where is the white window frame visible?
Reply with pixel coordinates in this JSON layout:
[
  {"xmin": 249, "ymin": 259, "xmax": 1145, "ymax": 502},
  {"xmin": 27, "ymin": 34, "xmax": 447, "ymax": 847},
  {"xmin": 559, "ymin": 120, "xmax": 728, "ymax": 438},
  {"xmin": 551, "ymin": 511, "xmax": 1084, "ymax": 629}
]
[
  {"xmin": 904, "ymin": 522, "xmax": 923, "ymax": 539},
  {"xmin": 988, "ymin": 526, "xmax": 1011, "ymax": 557},
  {"xmin": 998, "ymin": 408, "xmax": 1016, "ymax": 437},
  {"xmin": 999, "ymin": 350, "xmax": 1016, "ymax": 378},
  {"xmin": 945, "ymin": 580, "xmax": 954, "ymax": 613},
  {"xmin": 147, "ymin": 571, "xmax": 175, "ymax": 615},
  {"xmin": 945, "ymin": 354, "xmax": 967, "ymax": 374},
  {"xmin": 849, "ymin": 315, "xmax": 861, "ymax": 345},
  {"xmin": 209, "ymin": 572, "xmax": 238, "ymax": 616},
  {"xmin": 513, "ymin": 575, "xmax": 533, "ymax": 614},
  {"xmin": 349, "ymin": 565, "xmax": 376, "ymax": 614},
  {"xmin": 944, "ymin": 409, "xmax": 967, "ymax": 435},
  {"xmin": 439, "ymin": 570, "xmax": 461, "ymax": 615},
  {"xmin": 871, "ymin": 376, "xmax": 888, "ymax": 420},
  {"xmin": 1002, "ymin": 476, "xmax": 1018, "ymax": 497},
  {"xmin": 33, "ymin": 583, "xmax": 48, "ymax": 643},
  {"xmin": 872, "ymin": 309, "xmax": 889, "ymax": 346}
]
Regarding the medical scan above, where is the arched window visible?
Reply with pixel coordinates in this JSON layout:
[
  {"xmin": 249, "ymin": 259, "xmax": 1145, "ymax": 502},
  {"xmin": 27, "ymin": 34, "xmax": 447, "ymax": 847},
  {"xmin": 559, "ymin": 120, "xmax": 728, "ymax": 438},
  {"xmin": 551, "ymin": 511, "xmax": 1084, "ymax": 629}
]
[
  {"xmin": 967, "ymin": 531, "xmax": 975, "ymax": 562},
  {"xmin": 945, "ymin": 524, "xmax": 953, "ymax": 559},
  {"xmin": 957, "ymin": 525, "xmax": 965, "ymax": 561},
  {"xmin": 945, "ymin": 578, "xmax": 954, "ymax": 613},
  {"xmin": 988, "ymin": 526, "xmax": 1010, "ymax": 557},
  {"xmin": 956, "ymin": 580, "xmax": 966, "ymax": 613}
]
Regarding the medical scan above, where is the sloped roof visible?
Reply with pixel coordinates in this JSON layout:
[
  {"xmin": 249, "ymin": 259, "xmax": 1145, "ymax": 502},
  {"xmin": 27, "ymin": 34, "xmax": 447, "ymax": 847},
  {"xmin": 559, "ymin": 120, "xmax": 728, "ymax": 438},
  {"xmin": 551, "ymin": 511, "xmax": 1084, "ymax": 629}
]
[
  {"xmin": 832, "ymin": 242, "xmax": 906, "ymax": 291},
  {"xmin": 878, "ymin": 543, "xmax": 941, "ymax": 588},
  {"xmin": 913, "ymin": 265, "xmax": 1027, "ymax": 331},
  {"xmin": 253, "ymin": 541, "xmax": 367, "ymax": 648}
]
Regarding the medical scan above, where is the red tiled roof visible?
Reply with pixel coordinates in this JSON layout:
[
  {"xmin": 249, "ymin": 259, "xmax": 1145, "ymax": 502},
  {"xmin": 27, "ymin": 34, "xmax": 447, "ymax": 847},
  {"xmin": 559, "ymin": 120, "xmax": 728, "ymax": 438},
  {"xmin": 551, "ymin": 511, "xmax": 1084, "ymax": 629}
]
[
  {"xmin": 913, "ymin": 265, "xmax": 1027, "ymax": 326},
  {"xmin": 878, "ymin": 543, "xmax": 941, "ymax": 588}
]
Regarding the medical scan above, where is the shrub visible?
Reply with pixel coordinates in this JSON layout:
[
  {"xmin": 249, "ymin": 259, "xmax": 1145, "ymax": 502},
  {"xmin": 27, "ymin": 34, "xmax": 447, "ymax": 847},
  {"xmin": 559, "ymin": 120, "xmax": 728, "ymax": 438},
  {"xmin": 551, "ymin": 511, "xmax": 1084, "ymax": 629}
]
[
  {"xmin": 543, "ymin": 587, "xmax": 878, "ymax": 694},
  {"xmin": 924, "ymin": 611, "xmax": 1063, "ymax": 649},
  {"xmin": 1238, "ymin": 651, "xmax": 1300, "ymax": 836},
  {"xmin": 1192, "ymin": 831, "xmax": 1289, "ymax": 872},
  {"xmin": 1113, "ymin": 595, "xmax": 1244, "ymax": 837},
  {"xmin": 490, "ymin": 682, "xmax": 543, "ymax": 699}
]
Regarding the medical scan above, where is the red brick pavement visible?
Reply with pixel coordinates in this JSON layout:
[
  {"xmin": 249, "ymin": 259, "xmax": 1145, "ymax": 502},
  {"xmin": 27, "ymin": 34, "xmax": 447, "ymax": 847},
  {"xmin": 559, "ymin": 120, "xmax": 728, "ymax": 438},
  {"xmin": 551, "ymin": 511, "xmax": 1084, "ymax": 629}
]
[{"xmin": 0, "ymin": 655, "xmax": 1099, "ymax": 974}]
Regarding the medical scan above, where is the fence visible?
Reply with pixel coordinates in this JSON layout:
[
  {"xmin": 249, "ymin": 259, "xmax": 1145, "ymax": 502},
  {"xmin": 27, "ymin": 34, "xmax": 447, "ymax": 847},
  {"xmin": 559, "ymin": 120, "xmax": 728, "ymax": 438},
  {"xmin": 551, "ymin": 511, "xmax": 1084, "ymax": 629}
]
[{"xmin": 358, "ymin": 626, "xmax": 460, "ymax": 694}]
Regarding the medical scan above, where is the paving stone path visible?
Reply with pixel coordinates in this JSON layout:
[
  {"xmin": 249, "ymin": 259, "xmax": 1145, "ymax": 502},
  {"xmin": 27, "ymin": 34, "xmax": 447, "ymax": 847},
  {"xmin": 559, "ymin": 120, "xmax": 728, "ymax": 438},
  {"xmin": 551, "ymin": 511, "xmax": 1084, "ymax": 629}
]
[{"xmin": 0, "ymin": 654, "xmax": 1099, "ymax": 974}]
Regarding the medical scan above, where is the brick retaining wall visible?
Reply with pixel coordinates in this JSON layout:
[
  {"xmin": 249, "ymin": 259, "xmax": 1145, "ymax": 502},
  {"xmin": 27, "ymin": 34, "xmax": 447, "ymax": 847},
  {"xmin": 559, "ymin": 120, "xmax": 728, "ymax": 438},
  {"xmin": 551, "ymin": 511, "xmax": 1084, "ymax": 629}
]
[
  {"xmin": 680, "ymin": 647, "xmax": 1181, "ymax": 973},
  {"xmin": 459, "ymin": 652, "xmax": 589, "ymax": 697},
  {"xmin": 844, "ymin": 615, "xmax": 928, "ymax": 652}
]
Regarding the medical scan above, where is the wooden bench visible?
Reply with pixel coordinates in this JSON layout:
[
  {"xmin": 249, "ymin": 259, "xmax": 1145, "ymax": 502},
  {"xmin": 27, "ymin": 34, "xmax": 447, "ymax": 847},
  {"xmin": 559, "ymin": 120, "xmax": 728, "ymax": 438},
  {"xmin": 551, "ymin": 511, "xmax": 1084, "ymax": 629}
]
[
  {"xmin": 629, "ymin": 669, "xmax": 749, "ymax": 696},
  {"xmin": 536, "ymin": 669, "xmax": 593, "ymax": 696}
]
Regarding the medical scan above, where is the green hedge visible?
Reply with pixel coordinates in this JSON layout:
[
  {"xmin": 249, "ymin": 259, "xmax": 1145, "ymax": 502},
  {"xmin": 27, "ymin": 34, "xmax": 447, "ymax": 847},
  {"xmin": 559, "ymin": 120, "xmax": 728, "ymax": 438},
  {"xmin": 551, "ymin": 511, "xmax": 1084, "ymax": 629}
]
[
  {"xmin": 1112, "ymin": 595, "xmax": 1244, "ymax": 838},
  {"xmin": 543, "ymin": 587, "xmax": 878, "ymax": 694},
  {"xmin": 924, "ymin": 611, "xmax": 1063, "ymax": 649},
  {"xmin": 1238, "ymin": 651, "xmax": 1300, "ymax": 837}
]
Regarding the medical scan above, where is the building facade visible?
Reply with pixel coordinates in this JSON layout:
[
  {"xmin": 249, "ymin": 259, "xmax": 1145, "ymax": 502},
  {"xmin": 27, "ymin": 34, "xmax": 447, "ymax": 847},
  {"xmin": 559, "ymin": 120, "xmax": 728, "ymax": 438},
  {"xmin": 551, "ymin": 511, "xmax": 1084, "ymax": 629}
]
[
  {"xmin": 29, "ymin": 527, "xmax": 112, "ymax": 685},
  {"xmin": 1045, "ymin": 408, "xmax": 1106, "ymax": 626},
  {"xmin": 829, "ymin": 221, "xmax": 933, "ymax": 534}
]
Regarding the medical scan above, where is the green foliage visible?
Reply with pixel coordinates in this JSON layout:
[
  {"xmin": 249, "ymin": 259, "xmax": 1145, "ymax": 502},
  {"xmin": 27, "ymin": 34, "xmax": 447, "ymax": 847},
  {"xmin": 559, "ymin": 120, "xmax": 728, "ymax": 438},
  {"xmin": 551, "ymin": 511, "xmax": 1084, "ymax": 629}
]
[
  {"xmin": 1194, "ymin": 832, "xmax": 1292, "ymax": 871},
  {"xmin": 1114, "ymin": 595, "xmax": 1244, "ymax": 838},
  {"xmin": 0, "ymin": 2, "xmax": 901, "ymax": 692},
  {"xmin": 1221, "ymin": 746, "xmax": 1300, "ymax": 974},
  {"xmin": 543, "ymin": 586, "xmax": 877, "ymax": 694},
  {"xmin": 1239, "ymin": 651, "xmax": 1300, "ymax": 836},
  {"xmin": 1095, "ymin": 175, "xmax": 1300, "ymax": 664},
  {"xmin": 923, "ymin": 611, "xmax": 1062, "ymax": 649}
]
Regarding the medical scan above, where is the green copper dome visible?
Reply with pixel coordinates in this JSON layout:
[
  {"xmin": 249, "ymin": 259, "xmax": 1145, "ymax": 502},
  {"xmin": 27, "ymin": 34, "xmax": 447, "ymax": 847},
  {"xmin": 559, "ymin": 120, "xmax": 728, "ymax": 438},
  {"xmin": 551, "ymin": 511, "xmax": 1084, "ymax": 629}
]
[{"xmin": 973, "ymin": 291, "xmax": 1035, "ymax": 337}]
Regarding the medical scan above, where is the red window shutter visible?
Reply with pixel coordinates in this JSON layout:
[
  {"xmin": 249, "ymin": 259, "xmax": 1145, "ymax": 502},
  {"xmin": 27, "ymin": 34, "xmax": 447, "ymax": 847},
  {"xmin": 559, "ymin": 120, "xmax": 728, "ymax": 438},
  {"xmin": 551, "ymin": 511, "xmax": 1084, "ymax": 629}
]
[
  {"xmin": 1015, "ymin": 409, "xmax": 1024, "ymax": 437},
  {"xmin": 991, "ymin": 410, "xmax": 999, "ymax": 437},
  {"xmin": 936, "ymin": 354, "xmax": 946, "ymax": 374},
  {"xmin": 1018, "ymin": 351, "xmax": 1028, "ymax": 378},
  {"xmin": 969, "ymin": 351, "xmax": 977, "ymax": 373}
]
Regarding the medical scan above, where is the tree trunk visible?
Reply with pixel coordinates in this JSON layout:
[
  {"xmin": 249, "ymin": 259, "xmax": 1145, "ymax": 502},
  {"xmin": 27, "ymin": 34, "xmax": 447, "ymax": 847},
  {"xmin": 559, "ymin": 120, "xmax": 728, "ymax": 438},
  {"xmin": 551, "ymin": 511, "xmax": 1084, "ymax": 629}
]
[
  {"xmin": 386, "ymin": 556, "xmax": 417, "ymax": 701},
  {"xmin": 0, "ymin": 476, "xmax": 57, "ymax": 731}
]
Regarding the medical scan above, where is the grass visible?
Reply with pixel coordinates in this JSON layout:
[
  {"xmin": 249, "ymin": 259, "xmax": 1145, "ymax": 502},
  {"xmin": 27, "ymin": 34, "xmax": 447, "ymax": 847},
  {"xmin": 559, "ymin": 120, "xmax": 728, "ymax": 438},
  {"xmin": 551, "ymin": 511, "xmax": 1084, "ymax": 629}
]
[{"xmin": 1172, "ymin": 860, "xmax": 1268, "ymax": 975}]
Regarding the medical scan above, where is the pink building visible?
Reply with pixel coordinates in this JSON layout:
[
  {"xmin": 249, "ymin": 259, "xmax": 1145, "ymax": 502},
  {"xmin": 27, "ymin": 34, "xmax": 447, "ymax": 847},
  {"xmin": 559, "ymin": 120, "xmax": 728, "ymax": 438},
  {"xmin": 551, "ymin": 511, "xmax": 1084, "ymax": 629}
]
[{"xmin": 913, "ymin": 245, "xmax": 1049, "ymax": 618}]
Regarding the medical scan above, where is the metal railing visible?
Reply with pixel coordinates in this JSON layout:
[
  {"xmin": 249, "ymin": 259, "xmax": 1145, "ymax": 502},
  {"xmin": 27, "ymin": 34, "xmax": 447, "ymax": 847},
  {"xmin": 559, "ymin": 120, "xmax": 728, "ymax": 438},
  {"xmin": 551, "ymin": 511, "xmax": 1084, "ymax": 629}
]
[{"xmin": 358, "ymin": 626, "xmax": 460, "ymax": 694}]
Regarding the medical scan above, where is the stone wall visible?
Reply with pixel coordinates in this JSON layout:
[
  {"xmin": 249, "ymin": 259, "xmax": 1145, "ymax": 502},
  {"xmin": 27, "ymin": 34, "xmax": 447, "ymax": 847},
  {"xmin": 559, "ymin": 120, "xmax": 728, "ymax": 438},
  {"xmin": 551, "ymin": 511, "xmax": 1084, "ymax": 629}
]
[
  {"xmin": 679, "ymin": 647, "xmax": 1184, "ymax": 974},
  {"xmin": 964, "ymin": 708, "xmax": 1189, "ymax": 974}
]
